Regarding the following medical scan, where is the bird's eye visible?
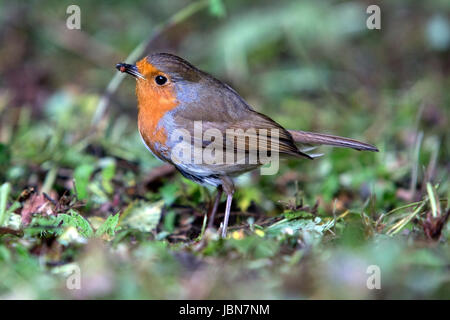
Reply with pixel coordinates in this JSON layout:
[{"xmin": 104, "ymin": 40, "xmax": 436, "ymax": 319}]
[{"xmin": 155, "ymin": 75, "xmax": 167, "ymax": 85}]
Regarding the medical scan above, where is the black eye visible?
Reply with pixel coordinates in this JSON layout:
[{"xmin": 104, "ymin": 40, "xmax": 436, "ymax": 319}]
[{"xmin": 155, "ymin": 75, "xmax": 167, "ymax": 85}]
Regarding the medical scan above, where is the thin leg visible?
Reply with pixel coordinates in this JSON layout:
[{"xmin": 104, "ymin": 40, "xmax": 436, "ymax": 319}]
[
  {"xmin": 208, "ymin": 188, "xmax": 223, "ymax": 229},
  {"xmin": 221, "ymin": 194, "xmax": 233, "ymax": 238}
]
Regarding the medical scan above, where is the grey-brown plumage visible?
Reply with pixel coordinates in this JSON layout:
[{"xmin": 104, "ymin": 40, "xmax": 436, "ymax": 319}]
[
  {"xmin": 288, "ymin": 130, "xmax": 378, "ymax": 152},
  {"xmin": 117, "ymin": 52, "xmax": 378, "ymax": 238}
]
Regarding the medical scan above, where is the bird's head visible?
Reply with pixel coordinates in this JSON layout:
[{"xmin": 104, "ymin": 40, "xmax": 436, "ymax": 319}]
[{"xmin": 116, "ymin": 53, "xmax": 206, "ymax": 107}]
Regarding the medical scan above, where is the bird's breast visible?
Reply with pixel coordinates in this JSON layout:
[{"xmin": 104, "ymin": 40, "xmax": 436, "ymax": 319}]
[{"xmin": 136, "ymin": 82, "xmax": 179, "ymax": 160}]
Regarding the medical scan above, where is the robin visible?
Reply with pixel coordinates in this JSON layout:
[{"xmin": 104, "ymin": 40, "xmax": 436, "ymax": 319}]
[{"xmin": 116, "ymin": 53, "xmax": 378, "ymax": 238}]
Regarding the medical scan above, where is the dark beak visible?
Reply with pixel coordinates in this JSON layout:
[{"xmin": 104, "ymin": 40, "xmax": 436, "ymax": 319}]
[{"xmin": 116, "ymin": 63, "xmax": 145, "ymax": 79}]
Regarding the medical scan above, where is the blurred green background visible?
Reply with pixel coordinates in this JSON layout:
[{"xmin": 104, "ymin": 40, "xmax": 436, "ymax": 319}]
[{"xmin": 0, "ymin": 0, "xmax": 449, "ymax": 299}]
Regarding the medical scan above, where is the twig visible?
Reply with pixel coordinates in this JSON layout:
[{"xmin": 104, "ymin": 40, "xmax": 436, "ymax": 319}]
[
  {"xmin": 91, "ymin": 0, "xmax": 210, "ymax": 127},
  {"xmin": 44, "ymin": 21, "xmax": 123, "ymax": 67},
  {"xmin": 409, "ymin": 131, "xmax": 423, "ymax": 197},
  {"xmin": 332, "ymin": 198, "xmax": 337, "ymax": 233},
  {"xmin": 42, "ymin": 165, "xmax": 58, "ymax": 194},
  {"xmin": 387, "ymin": 201, "xmax": 426, "ymax": 235}
]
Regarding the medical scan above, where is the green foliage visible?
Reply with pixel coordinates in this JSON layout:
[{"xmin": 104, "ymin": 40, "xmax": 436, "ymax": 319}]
[
  {"xmin": 95, "ymin": 213, "xmax": 120, "ymax": 237},
  {"xmin": 160, "ymin": 183, "xmax": 179, "ymax": 207},
  {"xmin": 100, "ymin": 158, "xmax": 117, "ymax": 195},
  {"xmin": 163, "ymin": 210, "xmax": 176, "ymax": 233},
  {"xmin": 0, "ymin": 144, "xmax": 11, "ymax": 177},
  {"xmin": 24, "ymin": 215, "xmax": 64, "ymax": 238},
  {"xmin": 59, "ymin": 210, "xmax": 94, "ymax": 238},
  {"xmin": 209, "ymin": 0, "xmax": 226, "ymax": 18},
  {"xmin": 266, "ymin": 214, "xmax": 333, "ymax": 238},
  {"xmin": 74, "ymin": 164, "xmax": 95, "ymax": 200},
  {"xmin": 120, "ymin": 200, "xmax": 163, "ymax": 232},
  {"xmin": 228, "ymin": 236, "xmax": 280, "ymax": 259}
]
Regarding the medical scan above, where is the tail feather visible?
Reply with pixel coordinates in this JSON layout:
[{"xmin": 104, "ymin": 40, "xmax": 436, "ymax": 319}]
[{"xmin": 288, "ymin": 130, "xmax": 378, "ymax": 152}]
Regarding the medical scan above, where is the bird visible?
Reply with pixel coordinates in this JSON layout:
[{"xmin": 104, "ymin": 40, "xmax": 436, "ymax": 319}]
[{"xmin": 116, "ymin": 53, "xmax": 378, "ymax": 238}]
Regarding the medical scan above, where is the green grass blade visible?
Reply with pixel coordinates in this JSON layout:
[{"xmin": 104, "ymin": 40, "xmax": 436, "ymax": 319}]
[{"xmin": 0, "ymin": 182, "xmax": 11, "ymax": 226}]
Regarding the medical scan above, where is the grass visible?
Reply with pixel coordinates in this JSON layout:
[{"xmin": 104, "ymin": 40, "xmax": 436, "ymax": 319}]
[{"xmin": 0, "ymin": 85, "xmax": 448, "ymax": 299}]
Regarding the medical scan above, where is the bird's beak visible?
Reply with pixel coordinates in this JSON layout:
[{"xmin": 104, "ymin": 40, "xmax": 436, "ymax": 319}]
[{"xmin": 116, "ymin": 63, "xmax": 145, "ymax": 80}]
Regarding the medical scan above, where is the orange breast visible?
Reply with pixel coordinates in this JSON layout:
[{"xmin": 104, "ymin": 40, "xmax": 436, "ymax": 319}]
[{"xmin": 135, "ymin": 72, "xmax": 178, "ymax": 159}]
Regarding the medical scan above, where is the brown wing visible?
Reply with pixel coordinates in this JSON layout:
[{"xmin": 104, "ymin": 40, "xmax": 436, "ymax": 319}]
[
  {"xmin": 170, "ymin": 73, "xmax": 311, "ymax": 160},
  {"xmin": 171, "ymin": 108, "xmax": 311, "ymax": 161},
  {"xmin": 226, "ymin": 110, "xmax": 312, "ymax": 159}
]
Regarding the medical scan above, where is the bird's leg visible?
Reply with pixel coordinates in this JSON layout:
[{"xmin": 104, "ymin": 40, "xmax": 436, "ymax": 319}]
[
  {"xmin": 219, "ymin": 176, "xmax": 235, "ymax": 238},
  {"xmin": 221, "ymin": 193, "xmax": 233, "ymax": 238},
  {"xmin": 207, "ymin": 187, "xmax": 223, "ymax": 229}
]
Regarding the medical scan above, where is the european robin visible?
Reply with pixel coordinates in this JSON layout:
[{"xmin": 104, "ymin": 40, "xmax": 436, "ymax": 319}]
[{"xmin": 116, "ymin": 53, "xmax": 378, "ymax": 238}]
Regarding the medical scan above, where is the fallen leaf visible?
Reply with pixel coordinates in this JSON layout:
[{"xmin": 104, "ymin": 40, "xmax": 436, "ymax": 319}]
[{"xmin": 20, "ymin": 193, "xmax": 56, "ymax": 225}]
